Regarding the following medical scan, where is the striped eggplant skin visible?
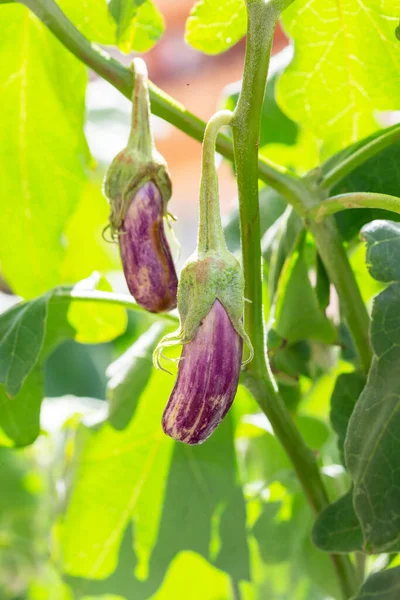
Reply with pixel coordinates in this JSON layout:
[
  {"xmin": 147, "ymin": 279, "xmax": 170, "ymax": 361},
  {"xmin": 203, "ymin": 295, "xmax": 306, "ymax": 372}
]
[
  {"xmin": 120, "ymin": 180, "xmax": 178, "ymax": 313},
  {"xmin": 162, "ymin": 299, "xmax": 243, "ymax": 445}
]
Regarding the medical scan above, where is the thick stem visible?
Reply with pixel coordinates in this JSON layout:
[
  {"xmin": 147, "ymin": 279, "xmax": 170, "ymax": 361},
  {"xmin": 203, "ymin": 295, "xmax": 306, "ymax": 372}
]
[
  {"xmin": 197, "ymin": 110, "xmax": 232, "ymax": 253},
  {"xmin": 309, "ymin": 191, "xmax": 400, "ymax": 222},
  {"xmin": 231, "ymin": 2, "xmax": 357, "ymax": 597}
]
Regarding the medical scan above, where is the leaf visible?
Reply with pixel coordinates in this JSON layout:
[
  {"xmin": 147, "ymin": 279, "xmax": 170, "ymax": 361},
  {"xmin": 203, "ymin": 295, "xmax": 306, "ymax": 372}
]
[
  {"xmin": 345, "ymin": 220, "xmax": 400, "ymax": 552},
  {"xmin": 61, "ymin": 370, "xmax": 249, "ymax": 590},
  {"xmin": 57, "ymin": 0, "xmax": 115, "ymax": 43},
  {"xmin": 0, "ymin": 293, "xmax": 50, "ymax": 396},
  {"xmin": 278, "ymin": 0, "xmax": 400, "ymax": 155},
  {"xmin": 352, "ymin": 566, "xmax": 400, "ymax": 600},
  {"xmin": 362, "ymin": 220, "xmax": 400, "ymax": 283},
  {"xmin": 185, "ymin": 0, "xmax": 247, "ymax": 55},
  {"xmin": 106, "ymin": 323, "xmax": 166, "ymax": 430},
  {"xmin": 109, "ymin": 0, "xmax": 164, "ymax": 53},
  {"xmin": 66, "ymin": 274, "xmax": 128, "ymax": 344},
  {"xmin": 0, "ymin": 368, "xmax": 43, "ymax": 447},
  {"xmin": 330, "ymin": 372, "xmax": 366, "ymax": 461},
  {"xmin": 0, "ymin": 5, "xmax": 89, "ymax": 298},
  {"xmin": 312, "ymin": 491, "xmax": 363, "ymax": 553},
  {"xmin": 252, "ymin": 502, "xmax": 296, "ymax": 564},
  {"xmin": 274, "ymin": 246, "xmax": 337, "ymax": 344}
]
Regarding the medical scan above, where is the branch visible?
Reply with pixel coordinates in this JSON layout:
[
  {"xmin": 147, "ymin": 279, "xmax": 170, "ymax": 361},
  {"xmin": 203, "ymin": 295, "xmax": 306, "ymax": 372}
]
[{"xmin": 309, "ymin": 192, "xmax": 400, "ymax": 222}]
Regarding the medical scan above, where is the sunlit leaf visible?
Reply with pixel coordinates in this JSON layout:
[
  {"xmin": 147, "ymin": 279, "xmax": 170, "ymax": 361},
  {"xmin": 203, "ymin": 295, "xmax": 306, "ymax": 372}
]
[
  {"xmin": 278, "ymin": 0, "xmax": 400, "ymax": 155},
  {"xmin": 0, "ymin": 5, "xmax": 89, "ymax": 297},
  {"xmin": 185, "ymin": 0, "xmax": 246, "ymax": 55}
]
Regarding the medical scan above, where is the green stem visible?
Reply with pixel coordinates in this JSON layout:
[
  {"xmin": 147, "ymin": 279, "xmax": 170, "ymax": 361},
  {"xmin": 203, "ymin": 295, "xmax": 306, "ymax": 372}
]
[
  {"xmin": 19, "ymin": 0, "xmax": 302, "ymax": 203},
  {"xmin": 198, "ymin": 110, "xmax": 233, "ymax": 253},
  {"xmin": 321, "ymin": 123, "xmax": 400, "ymax": 191},
  {"xmin": 230, "ymin": 579, "xmax": 242, "ymax": 600},
  {"xmin": 127, "ymin": 58, "xmax": 153, "ymax": 157},
  {"xmin": 309, "ymin": 191, "xmax": 400, "ymax": 222},
  {"xmin": 231, "ymin": 1, "xmax": 356, "ymax": 598}
]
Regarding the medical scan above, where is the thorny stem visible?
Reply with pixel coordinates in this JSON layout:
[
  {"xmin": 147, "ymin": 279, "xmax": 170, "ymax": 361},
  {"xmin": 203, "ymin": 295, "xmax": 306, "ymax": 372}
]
[{"xmin": 308, "ymin": 191, "xmax": 400, "ymax": 222}]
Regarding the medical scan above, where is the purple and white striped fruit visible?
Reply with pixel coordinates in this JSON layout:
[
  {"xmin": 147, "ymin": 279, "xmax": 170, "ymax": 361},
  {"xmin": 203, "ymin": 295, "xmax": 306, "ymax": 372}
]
[
  {"xmin": 154, "ymin": 110, "xmax": 253, "ymax": 445},
  {"xmin": 104, "ymin": 58, "xmax": 177, "ymax": 312},
  {"xmin": 119, "ymin": 181, "xmax": 177, "ymax": 312},
  {"xmin": 162, "ymin": 300, "xmax": 243, "ymax": 444}
]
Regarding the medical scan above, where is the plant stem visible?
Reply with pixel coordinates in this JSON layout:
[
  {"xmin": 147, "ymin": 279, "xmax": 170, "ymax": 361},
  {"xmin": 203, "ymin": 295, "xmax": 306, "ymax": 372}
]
[
  {"xmin": 309, "ymin": 191, "xmax": 400, "ymax": 222},
  {"xmin": 230, "ymin": 1, "xmax": 357, "ymax": 598},
  {"xmin": 19, "ymin": 0, "xmax": 303, "ymax": 204},
  {"xmin": 321, "ymin": 123, "xmax": 400, "ymax": 191},
  {"xmin": 230, "ymin": 578, "xmax": 242, "ymax": 600},
  {"xmin": 198, "ymin": 110, "xmax": 233, "ymax": 253}
]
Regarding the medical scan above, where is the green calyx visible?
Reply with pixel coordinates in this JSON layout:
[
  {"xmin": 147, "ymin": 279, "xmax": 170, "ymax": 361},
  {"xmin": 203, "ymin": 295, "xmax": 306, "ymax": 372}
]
[
  {"xmin": 103, "ymin": 57, "xmax": 171, "ymax": 237},
  {"xmin": 153, "ymin": 110, "xmax": 253, "ymax": 369}
]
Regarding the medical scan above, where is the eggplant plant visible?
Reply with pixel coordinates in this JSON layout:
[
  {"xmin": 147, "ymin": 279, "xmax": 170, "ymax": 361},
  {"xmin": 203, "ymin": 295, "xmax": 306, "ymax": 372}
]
[{"xmin": 0, "ymin": 0, "xmax": 400, "ymax": 598}]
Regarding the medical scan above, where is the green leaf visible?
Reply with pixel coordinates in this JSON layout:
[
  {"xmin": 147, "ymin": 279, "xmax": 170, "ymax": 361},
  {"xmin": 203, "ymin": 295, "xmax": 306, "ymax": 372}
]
[
  {"xmin": 0, "ymin": 5, "xmax": 89, "ymax": 298},
  {"xmin": 0, "ymin": 367, "xmax": 43, "ymax": 447},
  {"xmin": 66, "ymin": 274, "xmax": 128, "ymax": 344},
  {"xmin": 362, "ymin": 220, "xmax": 400, "ymax": 283},
  {"xmin": 278, "ymin": 0, "xmax": 400, "ymax": 155},
  {"xmin": 252, "ymin": 502, "xmax": 296, "ymax": 564},
  {"xmin": 185, "ymin": 0, "xmax": 247, "ymax": 55},
  {"xmin": 312, "ymin": 491, "xmax": 363, "ymax": 553},
  {"xmin": 57, "ymin": 0, "xmax": 115, "ymax": 43},
  {"xmin": 0, "ymin": 293, "xmax": 50, "ymax": 396},
  {"xmin": 330, "ymin": 372, "xmax": 366, "ymax": 461},
  {"xmin": 106, "ymin": 323, "xmax": 166, "ymax": 430},
  {"xmin": 352, "ymin": 566, "xmax": 400, "ymax": 600},
  {"xmin": 62, "ymin": 371, "xmax": 249, "ymax": 588},
  {"xmin": 274, "ymin": 246, "xmax": 336, "ymax": 344},
  {"xmin": 345, "ymin": 220, "xmax": 400, "ymax": 552},
  {"xmin": 109, "ymin": 0, "xmax": 164, "ymax": 53}
]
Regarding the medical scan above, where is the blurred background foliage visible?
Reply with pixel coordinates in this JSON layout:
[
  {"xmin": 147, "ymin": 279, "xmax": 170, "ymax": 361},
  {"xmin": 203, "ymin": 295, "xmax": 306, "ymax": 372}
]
[{"xmin": 0, "ymin": 0, "xmax": 400, "ymax": 598}]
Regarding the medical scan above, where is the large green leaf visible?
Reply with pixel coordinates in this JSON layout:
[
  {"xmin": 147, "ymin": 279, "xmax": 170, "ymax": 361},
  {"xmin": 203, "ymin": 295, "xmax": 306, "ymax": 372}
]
[
  {"xmin": 0, "ymin": 280, "xmax": 128, "ymax": 446},
  {"xmin": 312, "ymin": 491, "xmax": 363, "ymax": 553},
  {"xmin": 278, "ymin": 0, "xmax": 400, "ymax": 154},
  {"xmin": 185, "ymin": 0, "xmax": 247, "ymax": 55},
  {"xmin": 62, "ymin": 371, "xmax": 249, "ymax": 592},
  {"xmin": 345, "ymin": 220, "xmax": 400, "ymax": 552},
  {"xmin": 352, "ymin": 566, "xmax": 400, "ymax": 600},
  {"xmin": 0, "ymin": 4, "xmax": 89, "ymax": 298}
]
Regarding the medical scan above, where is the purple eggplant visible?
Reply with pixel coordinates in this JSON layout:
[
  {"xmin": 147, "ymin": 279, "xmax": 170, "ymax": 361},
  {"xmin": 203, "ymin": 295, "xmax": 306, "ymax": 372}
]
[
  {"xmin": 162, "ymin": 299, "xmax": 243, "ymax": 444},
  {"xmin": 119, "ymin": 180, "xmax": 178, "ymax": 313}
]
